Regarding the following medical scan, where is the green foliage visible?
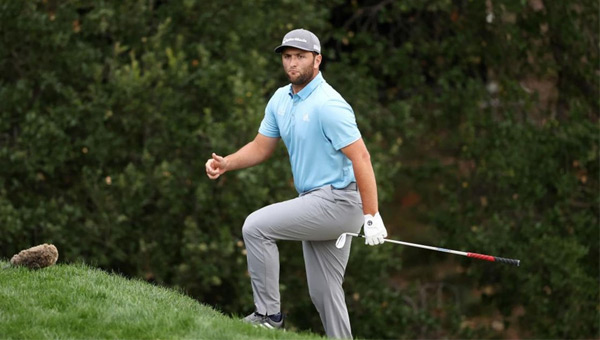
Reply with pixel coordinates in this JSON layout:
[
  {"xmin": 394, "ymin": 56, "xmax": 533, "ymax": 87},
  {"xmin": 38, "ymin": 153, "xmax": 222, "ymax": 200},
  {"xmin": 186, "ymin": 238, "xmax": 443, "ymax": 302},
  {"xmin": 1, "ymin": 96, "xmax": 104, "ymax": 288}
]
[
  {"xmin": 328, "ymin": 0, "xmax": 598, "ymax": 338},
  {"xmin": 0, "ymin": 261, "xmax": 323, "ymax": 339},
  {"xmin": 434, "ymin": 117, "xmax": 598, "ymax": 338},
  {"xmin": 1, "ymin": 0, "xmax": 597, "ymax": 339}
]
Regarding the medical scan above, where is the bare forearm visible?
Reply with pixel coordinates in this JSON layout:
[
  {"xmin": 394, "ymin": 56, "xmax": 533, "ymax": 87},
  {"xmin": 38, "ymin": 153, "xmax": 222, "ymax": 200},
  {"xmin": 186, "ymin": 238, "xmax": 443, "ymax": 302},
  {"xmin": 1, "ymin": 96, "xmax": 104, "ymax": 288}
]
[
  {"xmin": 206, "ymin": 134, "xmax": 278, "ymax": 180},
  {"xmin": 342, "ymin": 138, "xmax": 379, "ymax": 215},
  {"xmin": 223, "ymin": 134, "xmax": 279, "ymax": 172},
  {"xmin": 225, "ymin": 141, "xmax": 270, "ymax": 170},
  {"xmin": 352, "ymin": 153, "xmax": 379, "ymax": 215}
]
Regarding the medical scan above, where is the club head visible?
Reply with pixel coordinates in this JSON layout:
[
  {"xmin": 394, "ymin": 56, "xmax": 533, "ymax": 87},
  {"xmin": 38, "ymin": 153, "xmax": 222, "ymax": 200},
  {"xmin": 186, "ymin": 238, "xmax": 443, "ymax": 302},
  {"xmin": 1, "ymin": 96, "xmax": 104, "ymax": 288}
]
[{"xmin": 335, "ymin": 233, "xmax": 349, "ymax": 249}]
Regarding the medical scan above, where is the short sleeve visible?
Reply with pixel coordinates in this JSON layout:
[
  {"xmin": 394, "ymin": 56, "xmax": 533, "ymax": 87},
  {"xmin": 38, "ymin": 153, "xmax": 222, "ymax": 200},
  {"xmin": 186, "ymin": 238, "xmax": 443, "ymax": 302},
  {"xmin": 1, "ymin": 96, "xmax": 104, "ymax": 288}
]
[
  {"xmin": 258, "ymin": 96, "xmax": 280, "ymax": 138},
  {"xmin": 320, "ymin": 98, "xmax": 361, "ymax": 150}
]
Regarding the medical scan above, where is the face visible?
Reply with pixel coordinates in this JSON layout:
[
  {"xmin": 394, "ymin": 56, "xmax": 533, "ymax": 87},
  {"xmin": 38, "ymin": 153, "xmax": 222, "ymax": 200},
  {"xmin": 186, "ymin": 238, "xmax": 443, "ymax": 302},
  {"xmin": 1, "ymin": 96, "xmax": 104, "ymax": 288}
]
[{"xmin": 281, "ymin": 47, "xmax": 322, "ymax": 87}]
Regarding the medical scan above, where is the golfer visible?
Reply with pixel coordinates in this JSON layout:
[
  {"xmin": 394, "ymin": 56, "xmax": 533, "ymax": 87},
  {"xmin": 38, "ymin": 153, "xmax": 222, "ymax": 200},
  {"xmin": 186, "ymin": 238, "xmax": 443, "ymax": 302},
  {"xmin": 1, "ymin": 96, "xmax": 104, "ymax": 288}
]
[{"xmin": 205, "ymin": 28, "xmax": 387, "ymax": 339}]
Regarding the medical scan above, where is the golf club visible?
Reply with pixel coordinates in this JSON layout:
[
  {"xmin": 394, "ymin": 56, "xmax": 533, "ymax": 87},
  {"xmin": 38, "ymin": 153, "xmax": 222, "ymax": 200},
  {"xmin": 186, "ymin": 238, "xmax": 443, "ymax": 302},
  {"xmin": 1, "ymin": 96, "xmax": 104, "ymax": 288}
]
[{"xmin": 336, "ymin": 233, "xmax": 520, "ymax": 266}]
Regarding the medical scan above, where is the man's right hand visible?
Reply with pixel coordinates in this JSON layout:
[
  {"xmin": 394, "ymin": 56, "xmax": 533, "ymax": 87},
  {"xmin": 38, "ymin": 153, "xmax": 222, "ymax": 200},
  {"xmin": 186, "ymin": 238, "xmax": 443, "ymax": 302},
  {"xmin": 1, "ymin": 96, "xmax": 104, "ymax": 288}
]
[{"xmin": 205, "ymin": 153, "xmax": 227, "ymax": 179}]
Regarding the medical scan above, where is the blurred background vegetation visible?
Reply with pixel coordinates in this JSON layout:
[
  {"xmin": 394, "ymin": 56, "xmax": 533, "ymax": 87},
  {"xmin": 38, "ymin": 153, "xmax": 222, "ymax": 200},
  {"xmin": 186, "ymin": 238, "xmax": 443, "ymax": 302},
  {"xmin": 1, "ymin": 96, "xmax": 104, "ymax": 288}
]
[{"xmin": 1, "ymin": 0, "xmax": 598, "ymax": 338}]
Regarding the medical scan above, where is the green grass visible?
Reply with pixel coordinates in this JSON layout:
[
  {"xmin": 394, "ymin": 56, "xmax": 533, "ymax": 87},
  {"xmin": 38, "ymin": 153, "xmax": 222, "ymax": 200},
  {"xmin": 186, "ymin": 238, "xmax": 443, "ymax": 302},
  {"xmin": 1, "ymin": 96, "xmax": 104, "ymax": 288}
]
[{"xmin": 0, "ymin": 261, "xmax": 322, "ymax": 339}]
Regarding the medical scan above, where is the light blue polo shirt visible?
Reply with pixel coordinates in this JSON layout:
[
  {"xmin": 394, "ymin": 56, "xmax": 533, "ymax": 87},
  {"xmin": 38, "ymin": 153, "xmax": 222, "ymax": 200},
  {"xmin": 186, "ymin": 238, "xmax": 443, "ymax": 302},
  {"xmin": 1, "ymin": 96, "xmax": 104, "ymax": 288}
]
[{"xmin": 259, "ymin": 72, "xmax": 361, "ymax": 194}]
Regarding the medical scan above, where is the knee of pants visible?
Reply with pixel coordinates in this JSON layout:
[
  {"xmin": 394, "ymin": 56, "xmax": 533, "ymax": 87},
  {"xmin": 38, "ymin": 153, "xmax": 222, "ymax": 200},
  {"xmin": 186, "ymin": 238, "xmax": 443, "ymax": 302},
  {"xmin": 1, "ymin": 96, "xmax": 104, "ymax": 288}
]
[{"xmin": 242, "ymin": 211, "xmax": 264, "ymax": 240}]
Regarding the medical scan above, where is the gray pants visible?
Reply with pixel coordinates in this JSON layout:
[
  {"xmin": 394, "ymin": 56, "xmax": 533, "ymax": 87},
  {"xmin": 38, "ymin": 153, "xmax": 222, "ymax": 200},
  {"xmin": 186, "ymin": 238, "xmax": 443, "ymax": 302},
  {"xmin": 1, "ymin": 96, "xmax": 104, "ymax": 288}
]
[{"xmin": 242, "ymin": 184, "xmax": 363, "ymax": 339}]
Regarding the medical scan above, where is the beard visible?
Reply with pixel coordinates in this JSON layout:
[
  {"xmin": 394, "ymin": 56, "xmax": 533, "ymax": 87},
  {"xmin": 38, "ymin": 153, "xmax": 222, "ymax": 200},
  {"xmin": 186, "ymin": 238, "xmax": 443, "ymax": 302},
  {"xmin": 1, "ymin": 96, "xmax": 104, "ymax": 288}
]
[{"xmin": 286, "ymin": 63, "xmax": 314, "ymax": 86}]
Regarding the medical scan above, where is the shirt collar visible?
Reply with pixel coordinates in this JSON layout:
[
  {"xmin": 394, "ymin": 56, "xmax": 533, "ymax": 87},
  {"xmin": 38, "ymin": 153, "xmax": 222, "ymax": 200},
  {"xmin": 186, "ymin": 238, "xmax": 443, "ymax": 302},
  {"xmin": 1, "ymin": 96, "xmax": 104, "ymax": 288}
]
[{"xmin": 287, "ymin": 71, "xmax": 324, "ymax": 100}]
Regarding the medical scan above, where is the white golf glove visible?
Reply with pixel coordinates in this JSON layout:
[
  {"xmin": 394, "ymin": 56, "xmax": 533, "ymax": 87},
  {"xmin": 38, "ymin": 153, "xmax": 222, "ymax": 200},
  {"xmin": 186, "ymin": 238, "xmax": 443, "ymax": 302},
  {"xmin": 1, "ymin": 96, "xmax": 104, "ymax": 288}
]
[{"xmin": 363, "ymin": 212, "xmax": 388, "ymax": 246}]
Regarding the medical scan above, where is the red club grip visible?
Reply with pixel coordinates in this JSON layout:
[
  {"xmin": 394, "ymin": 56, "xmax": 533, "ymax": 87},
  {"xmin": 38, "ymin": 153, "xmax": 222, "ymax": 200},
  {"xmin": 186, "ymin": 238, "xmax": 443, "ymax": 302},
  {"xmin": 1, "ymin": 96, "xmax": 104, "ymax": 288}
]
[
  {"xmin": 467, "ymin": 252, "xmax": 520, "ymax": 266},
  {"xmin": 467, "ymin": 252, "xmax": 495, "ymax": 262}
]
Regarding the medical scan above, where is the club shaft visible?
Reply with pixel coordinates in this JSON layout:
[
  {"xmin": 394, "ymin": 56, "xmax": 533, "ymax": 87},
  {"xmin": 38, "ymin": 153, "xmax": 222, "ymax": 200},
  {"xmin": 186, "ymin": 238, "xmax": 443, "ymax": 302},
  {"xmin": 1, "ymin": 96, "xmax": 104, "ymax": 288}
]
[{"xmin": 346, "ymin": 233, "xmax": 520, "ymax": 266}]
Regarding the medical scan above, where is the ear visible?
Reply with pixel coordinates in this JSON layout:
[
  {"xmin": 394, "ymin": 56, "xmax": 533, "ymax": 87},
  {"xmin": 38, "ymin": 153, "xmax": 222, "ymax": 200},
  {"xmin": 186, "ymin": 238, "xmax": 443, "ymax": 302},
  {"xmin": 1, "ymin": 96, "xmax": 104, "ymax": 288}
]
[{"xmin": 314, "ymin": 54, "xmax": 322, "ymax": 69}]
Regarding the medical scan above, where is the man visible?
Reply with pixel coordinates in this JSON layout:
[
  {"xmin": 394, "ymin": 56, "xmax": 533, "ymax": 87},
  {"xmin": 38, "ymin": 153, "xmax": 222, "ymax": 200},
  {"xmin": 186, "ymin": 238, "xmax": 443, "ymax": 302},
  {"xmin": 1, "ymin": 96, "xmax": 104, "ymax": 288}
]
[{"xmin": 205, "ymin": 28, "xmax": 387, "ymax": 339}]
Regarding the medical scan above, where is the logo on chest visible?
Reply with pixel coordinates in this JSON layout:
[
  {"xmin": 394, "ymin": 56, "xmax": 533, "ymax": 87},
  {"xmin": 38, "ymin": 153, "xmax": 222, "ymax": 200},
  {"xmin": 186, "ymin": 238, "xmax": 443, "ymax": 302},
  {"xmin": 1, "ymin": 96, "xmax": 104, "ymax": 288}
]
[{"xmin": 302, "ymin": 113, "xmax": 310, "ymax": 122}]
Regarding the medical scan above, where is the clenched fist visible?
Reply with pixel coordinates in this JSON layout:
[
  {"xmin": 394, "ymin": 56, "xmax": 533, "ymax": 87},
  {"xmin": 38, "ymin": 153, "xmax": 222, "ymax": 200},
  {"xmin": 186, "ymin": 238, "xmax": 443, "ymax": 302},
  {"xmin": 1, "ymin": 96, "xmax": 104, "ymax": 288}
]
[{"xmin": 205, "ymin": 153, "xmax": 228, "ymax": 179}]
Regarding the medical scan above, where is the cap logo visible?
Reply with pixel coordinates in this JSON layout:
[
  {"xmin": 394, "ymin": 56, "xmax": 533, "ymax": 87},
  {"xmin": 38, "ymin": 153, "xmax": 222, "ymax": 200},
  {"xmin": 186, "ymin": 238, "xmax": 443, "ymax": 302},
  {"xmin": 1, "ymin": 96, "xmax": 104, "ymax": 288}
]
[{"xmin": 283, "ymin": 37, "xmax": 308, "ymax": 44}]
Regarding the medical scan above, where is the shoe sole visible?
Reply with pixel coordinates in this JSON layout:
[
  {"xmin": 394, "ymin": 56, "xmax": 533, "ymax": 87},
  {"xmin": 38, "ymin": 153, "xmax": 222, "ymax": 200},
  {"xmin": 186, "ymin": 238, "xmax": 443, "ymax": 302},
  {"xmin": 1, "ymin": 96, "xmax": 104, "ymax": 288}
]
[{"xmin": 256, "ymin": 321, "xmax": 284, "ymax": 330}]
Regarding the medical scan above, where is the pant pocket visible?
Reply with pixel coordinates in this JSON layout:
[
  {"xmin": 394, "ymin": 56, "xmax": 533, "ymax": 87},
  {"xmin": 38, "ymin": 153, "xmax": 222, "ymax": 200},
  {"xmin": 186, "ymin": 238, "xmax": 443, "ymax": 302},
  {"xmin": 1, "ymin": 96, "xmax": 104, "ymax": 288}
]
[
  {"xmin": 331, "ymin": 189, "xmax": 362, "ymax": 206},
  {"xmin": 307, "ymin": 185, "xmax": 337, "ymax": 203}
]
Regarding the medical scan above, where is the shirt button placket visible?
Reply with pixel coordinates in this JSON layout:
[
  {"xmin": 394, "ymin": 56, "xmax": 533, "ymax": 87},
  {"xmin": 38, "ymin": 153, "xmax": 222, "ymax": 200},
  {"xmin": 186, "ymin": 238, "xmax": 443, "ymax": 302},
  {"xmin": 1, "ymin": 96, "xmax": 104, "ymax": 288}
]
[{"xmin": 290, "ymin": 95, "xmax": 299, "ymax": 127}]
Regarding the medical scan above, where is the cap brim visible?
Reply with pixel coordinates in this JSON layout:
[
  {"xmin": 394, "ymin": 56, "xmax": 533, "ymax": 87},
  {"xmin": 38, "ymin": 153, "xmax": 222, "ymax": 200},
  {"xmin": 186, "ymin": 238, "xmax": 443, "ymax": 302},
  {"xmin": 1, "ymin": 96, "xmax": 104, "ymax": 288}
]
[
  {"xmin": 273, "ymin": 45, "xmax": 287, "ymax": 53},
  {"xmin": 274, "ymin": 43, "xmax": 318, "ymax": 54}
]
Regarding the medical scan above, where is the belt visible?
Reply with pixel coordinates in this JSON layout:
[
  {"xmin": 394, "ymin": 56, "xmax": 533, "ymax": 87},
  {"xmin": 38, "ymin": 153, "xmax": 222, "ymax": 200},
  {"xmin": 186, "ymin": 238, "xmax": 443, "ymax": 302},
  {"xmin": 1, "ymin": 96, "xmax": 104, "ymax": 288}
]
[
  {"xmin": 300, "ymin": 182, "xmax": 358, "ymax": 196},
  {"xmin": 334, "ymin": 182, "xmax": 357, "ymax": 191}
]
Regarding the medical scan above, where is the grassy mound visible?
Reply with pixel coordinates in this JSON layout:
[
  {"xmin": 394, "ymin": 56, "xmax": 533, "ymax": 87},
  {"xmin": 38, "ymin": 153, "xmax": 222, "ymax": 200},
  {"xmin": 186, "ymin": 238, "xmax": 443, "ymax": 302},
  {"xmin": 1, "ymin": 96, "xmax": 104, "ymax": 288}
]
[{"xmin": 0, "ymin": 261, "xmax": 321, "ymax": 339}]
